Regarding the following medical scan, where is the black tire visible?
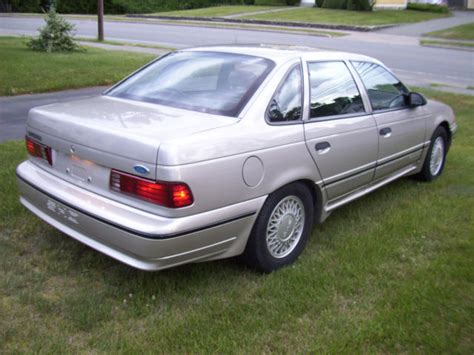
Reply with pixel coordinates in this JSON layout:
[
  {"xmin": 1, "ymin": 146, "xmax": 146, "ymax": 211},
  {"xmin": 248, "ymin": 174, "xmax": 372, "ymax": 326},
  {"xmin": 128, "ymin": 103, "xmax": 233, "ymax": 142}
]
[
  {"xmin": 241, "ymin": 183, "xmax": 314, "ymax": 273},
  {"xmin": 417, "ymin": 126, "xmax": 448, "ymax": 182}
]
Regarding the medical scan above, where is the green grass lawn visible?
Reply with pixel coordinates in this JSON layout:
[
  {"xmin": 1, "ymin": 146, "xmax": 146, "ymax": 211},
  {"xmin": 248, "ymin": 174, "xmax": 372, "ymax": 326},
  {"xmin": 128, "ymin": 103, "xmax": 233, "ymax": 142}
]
[
  {"xmin": 0, "ymin": 90, "xmax": 473, "ymax": 352},
  {"xmin": 425, "ymin": 22, "xmax": 474, "ymax": 40},
  {"xmin": 152, "ymin": 5, "xmax": 282, "ymax": 17},
  {"xmin": 243, "ymin": 8, "xmax": 450, "ymax": 26},
  {"xmin": 0, "ymin": 37, "xmax": 155, "ymax": 96}
]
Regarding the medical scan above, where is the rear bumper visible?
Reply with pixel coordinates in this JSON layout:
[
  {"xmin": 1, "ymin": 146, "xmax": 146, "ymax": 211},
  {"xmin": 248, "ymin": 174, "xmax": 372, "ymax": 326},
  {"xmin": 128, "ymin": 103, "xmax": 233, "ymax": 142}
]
[{"xmin": 16, "ymin": 161, "xmax": 265, "ymax": 271}]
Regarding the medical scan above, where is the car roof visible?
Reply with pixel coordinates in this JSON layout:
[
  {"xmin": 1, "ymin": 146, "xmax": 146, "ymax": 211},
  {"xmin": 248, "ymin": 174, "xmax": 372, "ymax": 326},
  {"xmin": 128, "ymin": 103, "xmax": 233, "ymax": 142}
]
[{"xmin": 182, "ymin": 44, "xmax": 381, "ymax": 65}]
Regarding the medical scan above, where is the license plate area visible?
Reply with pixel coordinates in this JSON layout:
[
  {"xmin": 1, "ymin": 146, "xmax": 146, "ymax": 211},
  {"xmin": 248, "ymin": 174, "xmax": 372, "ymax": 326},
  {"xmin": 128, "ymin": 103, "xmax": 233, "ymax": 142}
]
[{"xmin": 53, "ymin": 151, "xmax": 111, "ymax": 190}]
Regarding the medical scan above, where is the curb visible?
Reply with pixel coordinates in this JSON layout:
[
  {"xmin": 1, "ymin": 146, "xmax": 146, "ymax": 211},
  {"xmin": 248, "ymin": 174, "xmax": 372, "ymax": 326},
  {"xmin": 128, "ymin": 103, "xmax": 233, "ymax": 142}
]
[
  {"xmin": 420, "ymin": 43, "xmax": 474, "ymax": 52},
  {"xmin": 126, "ymin": 14, "xmax": 395, "ymax": 32}
]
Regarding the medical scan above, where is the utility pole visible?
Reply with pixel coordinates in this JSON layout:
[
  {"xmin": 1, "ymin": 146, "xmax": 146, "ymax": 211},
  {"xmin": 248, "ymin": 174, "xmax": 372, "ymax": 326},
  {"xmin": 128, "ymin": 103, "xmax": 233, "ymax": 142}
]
[{"xmin": 97, "ymin": 0, "xmax": 104, "ymax": 41}]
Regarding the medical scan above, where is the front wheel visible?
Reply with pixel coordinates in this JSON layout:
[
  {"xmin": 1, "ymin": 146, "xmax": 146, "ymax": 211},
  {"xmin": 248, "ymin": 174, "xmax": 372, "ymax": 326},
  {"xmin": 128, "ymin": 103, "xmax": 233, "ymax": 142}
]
[
  {"xmin": 417, "ymin": 126, "xmax": 448, "ymax": 182},
  {"xmin": 241, "ymin": 183, "xmax": 314, "ymax": 273}
]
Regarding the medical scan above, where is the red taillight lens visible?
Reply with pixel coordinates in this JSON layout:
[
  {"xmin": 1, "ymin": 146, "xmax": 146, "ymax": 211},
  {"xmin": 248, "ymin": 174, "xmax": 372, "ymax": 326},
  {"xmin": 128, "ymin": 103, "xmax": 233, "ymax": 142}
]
[
  {"xmin": 110, "ymin": 170, "xmax": 193, "ymax": 208},
  {"xmin": 25, "ymin": 136, "xmax": 52, "ymax": 165}
]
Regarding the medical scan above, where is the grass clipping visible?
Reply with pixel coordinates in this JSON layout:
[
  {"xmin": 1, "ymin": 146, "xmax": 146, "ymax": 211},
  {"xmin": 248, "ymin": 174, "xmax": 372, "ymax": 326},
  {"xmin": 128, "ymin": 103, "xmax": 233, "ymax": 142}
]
[{"xmin": 28, "ymin": 7, "xmax": 79, "ymax": 53}]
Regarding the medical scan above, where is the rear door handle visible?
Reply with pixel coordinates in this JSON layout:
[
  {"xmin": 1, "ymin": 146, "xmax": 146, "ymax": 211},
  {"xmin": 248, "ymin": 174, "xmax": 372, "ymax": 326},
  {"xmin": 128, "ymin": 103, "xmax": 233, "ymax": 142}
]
[
  {"xmin": 315, "ymin": 141, "xmax": 331, "ymax": 155},
  {"xmin": 379, "ymin": 127, "xmax": 392, "ymax": 138}
]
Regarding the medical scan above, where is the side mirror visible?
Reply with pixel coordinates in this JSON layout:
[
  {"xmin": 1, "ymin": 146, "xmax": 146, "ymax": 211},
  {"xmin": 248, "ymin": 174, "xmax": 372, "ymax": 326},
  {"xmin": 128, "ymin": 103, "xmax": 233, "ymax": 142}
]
[{"xmin": 407, "ymin": 92, "xmax": 427, "ymax": 107}]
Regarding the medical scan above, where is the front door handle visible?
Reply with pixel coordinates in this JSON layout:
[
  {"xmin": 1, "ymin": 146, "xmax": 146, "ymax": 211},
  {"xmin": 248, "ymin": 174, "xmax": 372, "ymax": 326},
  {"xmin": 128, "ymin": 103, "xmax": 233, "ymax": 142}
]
[
  {"xmin": 379, "ymin": 127, "xmax": 392, "ymax": 138},
  {"xmin": 315, "ymin": 141, "xmax": 331, "ymax": 155}
]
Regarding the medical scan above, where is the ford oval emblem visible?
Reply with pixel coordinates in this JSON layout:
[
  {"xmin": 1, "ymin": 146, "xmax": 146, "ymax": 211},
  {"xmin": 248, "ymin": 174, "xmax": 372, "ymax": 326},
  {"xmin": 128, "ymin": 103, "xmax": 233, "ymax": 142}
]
[{"xmin": 133, "ymin": 165, "xmax": 150, "ymax": 175}]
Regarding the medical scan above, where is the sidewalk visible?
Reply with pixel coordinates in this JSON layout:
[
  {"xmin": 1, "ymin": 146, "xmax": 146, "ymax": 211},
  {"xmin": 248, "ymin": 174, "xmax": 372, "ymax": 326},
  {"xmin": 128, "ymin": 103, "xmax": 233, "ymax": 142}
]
[
  {"xmin": 223, "ymin": 7, "xmax": 300, "ymax": 19},
  {"xmin": 77, "ymin": 41, "xmax": 170, "ymax": 55},
  {"xmin": 377, "ymin": 10, "xmax": 473, "ymax": 36}
]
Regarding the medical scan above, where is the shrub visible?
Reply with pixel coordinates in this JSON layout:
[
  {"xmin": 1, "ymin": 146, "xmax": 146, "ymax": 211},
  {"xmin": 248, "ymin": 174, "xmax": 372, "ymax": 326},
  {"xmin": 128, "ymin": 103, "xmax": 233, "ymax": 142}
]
[
  {"xmin": 6, "ymin": 0, "xmax": 45, "ymax": 12},
  {"xmin": 27, "ymin": 7, "xmax": 79, "ymax": 52},
  {"xmin": 285, "ymin": 0, "xmax": 300, "ymax": 5},
  {"xmin": 107, "ymin": 0, "xmax": 244, "ymax": 14},
  {"xmin": 322, "ymin": 0, "xmax": 347, "ymax": 9},
  {"xmin": 243, "ymin": 0, "xmax": 255, "ymax": 4},
  {"xmin": 347, "ymin": 0, "xmax": 373, "ymax": 11},
  {"xmin": 315, "ymin": 0, "xmax": 324, "ymax": 7},
  {"xmin": 407, "ymin": 2, "xmax": 449, "ymax": 13},
  {"xmin": 8, "ymin": 0, "xmax": 249, "ymax": 14}
]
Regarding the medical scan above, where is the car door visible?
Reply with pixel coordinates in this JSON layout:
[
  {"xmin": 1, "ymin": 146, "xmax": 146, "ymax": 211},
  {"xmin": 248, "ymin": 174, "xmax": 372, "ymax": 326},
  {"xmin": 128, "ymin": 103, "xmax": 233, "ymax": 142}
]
[
  {"xmin": 303, "ymin": 60, "xmax": 378, "ymax": 201},
  {"xmin": 351, "ymin": 61, "xmax": 428, "ymax": 180}
]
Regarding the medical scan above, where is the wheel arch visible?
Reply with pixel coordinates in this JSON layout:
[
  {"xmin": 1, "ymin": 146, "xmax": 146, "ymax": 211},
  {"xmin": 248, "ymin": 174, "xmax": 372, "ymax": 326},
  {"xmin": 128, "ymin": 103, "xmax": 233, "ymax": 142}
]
[{"xmin": 438, "ymin": 121, "xmax": 452, "ymax": 150}]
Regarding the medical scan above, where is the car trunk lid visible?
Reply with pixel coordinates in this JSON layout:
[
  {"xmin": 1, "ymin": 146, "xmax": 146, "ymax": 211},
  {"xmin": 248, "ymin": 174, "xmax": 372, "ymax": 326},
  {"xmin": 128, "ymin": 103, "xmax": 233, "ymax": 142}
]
[{"xmin": 26, "ymin": 95, "xmax": 236, "ymax": 189}]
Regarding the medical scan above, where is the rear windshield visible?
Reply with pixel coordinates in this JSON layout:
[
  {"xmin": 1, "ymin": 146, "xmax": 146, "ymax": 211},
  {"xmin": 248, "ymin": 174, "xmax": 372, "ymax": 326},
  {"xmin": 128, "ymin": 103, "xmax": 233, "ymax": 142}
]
[{"xmin": 107, "ymin": 51, "xmax": 275, "ymax": 117}]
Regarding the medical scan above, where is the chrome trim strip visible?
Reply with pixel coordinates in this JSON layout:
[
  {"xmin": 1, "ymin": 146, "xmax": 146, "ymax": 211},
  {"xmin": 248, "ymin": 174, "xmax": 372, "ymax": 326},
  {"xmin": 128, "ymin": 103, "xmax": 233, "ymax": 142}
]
[
  {"xmin": 159, "ymin": 237, "xmax": 237, "ymax": 260},
  {"xmin": 324, "ymin": 161, "xmax": 377, "ymax": 185},
  {"xmin": 377, "ymin": 143, "xmax": 425, "ymax": 165},
  {"xmin": 325, "ymin": 165, "xmax": 417, "ymax": 212}
]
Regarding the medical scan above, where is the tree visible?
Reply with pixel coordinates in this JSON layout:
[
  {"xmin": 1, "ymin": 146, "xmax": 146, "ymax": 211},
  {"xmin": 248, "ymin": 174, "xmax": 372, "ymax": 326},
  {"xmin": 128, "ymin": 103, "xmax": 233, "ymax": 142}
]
[{"xmin": 27, "ymin": 6, "xmax": 79, "ymax": 52}]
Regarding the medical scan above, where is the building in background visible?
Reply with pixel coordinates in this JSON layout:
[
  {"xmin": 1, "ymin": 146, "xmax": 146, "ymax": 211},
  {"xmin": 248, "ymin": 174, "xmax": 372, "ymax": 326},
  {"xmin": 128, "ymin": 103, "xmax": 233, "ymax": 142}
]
[{"xmin": 373, "ymin": 0, "xmax": 408, "ymax": 9}]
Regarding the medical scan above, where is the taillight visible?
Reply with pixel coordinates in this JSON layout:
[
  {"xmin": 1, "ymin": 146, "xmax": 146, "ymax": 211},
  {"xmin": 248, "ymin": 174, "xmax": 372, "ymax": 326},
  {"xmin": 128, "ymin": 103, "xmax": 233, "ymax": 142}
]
[
  {"xmin": 110, "ymin": 170, "xmax": 193, "ymax": 208},
  {"xmin": 25, "ymin": 136, "xmax": 52, "ymax": 165}
]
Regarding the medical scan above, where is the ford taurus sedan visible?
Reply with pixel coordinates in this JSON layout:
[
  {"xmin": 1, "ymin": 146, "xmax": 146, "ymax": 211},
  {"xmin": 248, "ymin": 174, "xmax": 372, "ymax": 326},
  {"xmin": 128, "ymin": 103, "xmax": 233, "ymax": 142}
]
[{"xmin": 16, "ymin": 45, "xmax": 457, "ymax": 272}]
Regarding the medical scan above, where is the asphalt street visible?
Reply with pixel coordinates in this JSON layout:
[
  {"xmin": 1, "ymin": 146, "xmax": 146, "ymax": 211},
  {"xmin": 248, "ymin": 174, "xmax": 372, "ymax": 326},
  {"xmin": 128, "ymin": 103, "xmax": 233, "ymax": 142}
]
[{"xmin": 0, "ymin": 87, "xmax": 106, "ymax": 142}]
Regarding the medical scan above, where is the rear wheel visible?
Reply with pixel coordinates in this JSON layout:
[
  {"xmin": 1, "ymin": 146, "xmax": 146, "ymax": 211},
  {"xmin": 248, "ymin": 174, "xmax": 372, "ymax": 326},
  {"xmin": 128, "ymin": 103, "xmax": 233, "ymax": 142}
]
[
  {"xmin": 242, "ymin": 183, "xmax": 314, "ymax": 273},
  {"xmin": 417, "ymin": 126, "xmax": 448, "ymax": 182}
]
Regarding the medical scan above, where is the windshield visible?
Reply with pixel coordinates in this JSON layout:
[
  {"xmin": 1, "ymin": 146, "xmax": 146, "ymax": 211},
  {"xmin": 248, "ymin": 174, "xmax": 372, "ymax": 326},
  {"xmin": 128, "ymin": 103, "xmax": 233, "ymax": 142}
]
[{"xmin": 107, "ymin": 51, "xmax": 275, "ymax": 117}]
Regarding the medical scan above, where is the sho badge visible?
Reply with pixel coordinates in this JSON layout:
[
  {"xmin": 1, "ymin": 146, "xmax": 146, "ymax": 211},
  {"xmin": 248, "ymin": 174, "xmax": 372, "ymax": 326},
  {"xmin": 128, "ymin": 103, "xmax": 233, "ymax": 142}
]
[{"xmin": 47, "ymin": 199, "xmax": 79, "ymax": 225}]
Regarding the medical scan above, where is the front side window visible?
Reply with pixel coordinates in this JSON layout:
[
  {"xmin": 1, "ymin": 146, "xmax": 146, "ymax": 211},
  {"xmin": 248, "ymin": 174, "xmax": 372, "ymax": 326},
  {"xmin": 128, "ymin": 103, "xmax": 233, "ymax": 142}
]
[
  {"xmin": 107, "ymin": 51, "xmax": 275, "ymax": 117},
  {"xmin": 268, "ymin": 65, "xmax": 302, "ymax": 122},
  {"xmin": 352, "ymin": 61, "xmax": 409, "ymax": 112},
  {"xmin": 308, "ymin": 61, "xmax": 365, "ymax": 119}
]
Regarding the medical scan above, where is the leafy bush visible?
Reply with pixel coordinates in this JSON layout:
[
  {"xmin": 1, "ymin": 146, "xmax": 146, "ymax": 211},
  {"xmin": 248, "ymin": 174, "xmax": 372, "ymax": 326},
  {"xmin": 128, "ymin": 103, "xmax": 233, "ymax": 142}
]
[
  {"xmin": 243, "ymin": 0, "xmax": 255, "ymax": 4},
  {"xmin": 407, "ymin": 2, "xmax": 449, "ymax": 13},
  {"xmin": 27, "ymin": 7, "xmax": 79, "ymax": 52},
  {"xmin": 285, "ymin": 0, "xmax": 300, "ymax": 5},
  {"xmin": 346, "ymin": 0, "xmax": 373, "ymax": 11},
  {"xmin": 322, "ymin": 0, "xmax": 347, "ymax": 9},
  {"xmin": 7, "ymin": 0, "xmax": 249, "ymax": 14},
  {"xmin": 4, "ymin": 0, "xmax": 45, "ymax": 12},
  {"xmin": 315, "ymin": 0, "xmax": 324, "ymax": 7}
]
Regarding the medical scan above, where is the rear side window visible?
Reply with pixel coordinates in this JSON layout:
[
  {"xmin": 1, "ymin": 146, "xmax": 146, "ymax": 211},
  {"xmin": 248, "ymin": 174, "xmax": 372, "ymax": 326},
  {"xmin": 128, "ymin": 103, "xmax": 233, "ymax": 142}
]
[
  {"xmin": 308, "ymin": 61, "xmax": 365, "ymax": 119},
  {"xmin": 352, "ymin": 61, "xmax": 409, "ymax": 112},
  {"xmin": 268, "ymin": 65, "xmax": 303, "ymax": 123}
]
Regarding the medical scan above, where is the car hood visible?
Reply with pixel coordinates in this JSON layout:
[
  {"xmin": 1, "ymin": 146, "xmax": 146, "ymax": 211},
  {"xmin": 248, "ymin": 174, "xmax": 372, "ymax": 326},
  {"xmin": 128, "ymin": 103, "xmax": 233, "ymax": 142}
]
[{"xmin": 27, "ymin": 95, "xmax": 238, "ymax": 164}]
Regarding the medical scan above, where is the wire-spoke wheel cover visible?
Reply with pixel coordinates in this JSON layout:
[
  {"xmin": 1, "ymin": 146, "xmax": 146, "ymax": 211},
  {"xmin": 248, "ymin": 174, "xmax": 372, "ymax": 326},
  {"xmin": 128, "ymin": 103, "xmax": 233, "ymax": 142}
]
[
  {"xmin": 429, "ymin": 136, "xmax": 445, "ymax": 176},
  {"xmin": 265, "ymin": 195, "xmax": 305, "ymax": 259}
]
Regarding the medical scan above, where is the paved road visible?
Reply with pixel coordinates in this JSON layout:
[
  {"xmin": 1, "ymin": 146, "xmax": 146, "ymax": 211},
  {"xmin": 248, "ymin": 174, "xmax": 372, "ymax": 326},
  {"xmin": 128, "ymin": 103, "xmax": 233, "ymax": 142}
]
[
  {"xmin": 0, "ymin": 87, "xmax": 106, "ymax": 142},
  {"xmin": 378, "ymin": 10, "xmax": 474, "ymax": 36},
  {"xmin": 1, "ymin": 16, "xmax": 473, "ymax": 89}
]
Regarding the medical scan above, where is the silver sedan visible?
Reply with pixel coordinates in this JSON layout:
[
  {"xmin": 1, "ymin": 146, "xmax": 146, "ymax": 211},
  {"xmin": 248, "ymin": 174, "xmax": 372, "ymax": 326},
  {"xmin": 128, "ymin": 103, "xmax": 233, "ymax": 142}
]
[{"xmin": 17, "ymin": 45, "xmax": 457, "ymax": 272}]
